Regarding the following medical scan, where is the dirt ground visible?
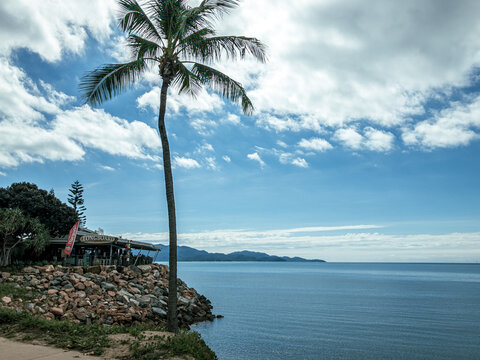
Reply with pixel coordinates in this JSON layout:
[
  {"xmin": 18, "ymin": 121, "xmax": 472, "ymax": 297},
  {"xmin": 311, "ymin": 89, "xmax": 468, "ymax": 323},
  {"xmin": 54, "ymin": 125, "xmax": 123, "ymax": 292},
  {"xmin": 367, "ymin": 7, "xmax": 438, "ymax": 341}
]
[
  {"xmin": 0, "ymin": 331, "xmax": 195, "ymax": 360},
  {"xmin": 0, "ymin": 336, "xmax": 100, "ymax": 360}
]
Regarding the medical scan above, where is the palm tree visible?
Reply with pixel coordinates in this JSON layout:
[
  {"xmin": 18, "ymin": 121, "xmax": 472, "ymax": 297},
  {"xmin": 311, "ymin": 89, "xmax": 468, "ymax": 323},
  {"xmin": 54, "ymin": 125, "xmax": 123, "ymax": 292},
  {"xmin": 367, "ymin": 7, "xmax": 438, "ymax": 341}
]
[{"xmin": 79, "ymin": 0, "xmax": 265, "ymax": 332}]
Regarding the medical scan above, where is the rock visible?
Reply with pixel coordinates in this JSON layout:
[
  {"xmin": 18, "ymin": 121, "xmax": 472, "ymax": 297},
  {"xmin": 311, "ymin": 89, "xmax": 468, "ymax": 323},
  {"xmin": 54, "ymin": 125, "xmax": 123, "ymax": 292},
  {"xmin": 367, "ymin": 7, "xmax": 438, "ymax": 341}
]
[
  {"xmin": 50, "ymin": 279, "xmax": 62, "ymax": 286},
  {"xmin": 216, "ymin": 314, "xmax": 224, "ymax": 318},
  {"xmin": 23, "ymin": 266, "xmax": 39, "ymax": 274},
  {"xmin": 50, "ymin": 307, "xmax": 64, "ymax": 317},
  {"xmin": 6, "ymin": 263, "xmax": 214, "ymax": 328},
  {"xmin": 87, "ymin": 266, "xmax": 101, "ymax": 274},
  {"xmin": 129, "ymin": 287, "xmax": 141, "ymax": 295},
  {"xmin": 62, "ymin": 282, "xmax": 74, "ymax": 290},
  {"xmin": 116, "ymin": 295, "xmax": 127, "ymax": 303},
  {"xmin": 178, "ymin": 296, "xmax": 191, "ymax": 305},
  {"xmin": 129, "ymin": 299, "xmax": 140, "ymax": 307},
  {"xmin": 74, "ymin": 308, "xmax": 88, "ymax": 321},
  {"xmin": 101, "ymin": 282, "xmax": 115, "ymax": 291},
  {"xmin": 137, "ymin": 265, "xmax": 152, "ymax": 274},
  {"xmin": 39, "ymin": 265, "xmax": 55, "ymax": 273},
  {"xmin": 129, "ymin": 265, "xmax": 142, "ymax": 274},
  {"xmin": 73, "ymin": 273, "xmax": 87, "ymax": 280},
  {"xmin": 74, "ymin": 282, "xmax": 85, "ymax": 290},
  {"xmin": 139, "ymin": 295, "xmax": 151, "ymax": 307},
  {"xmin": 119, "ymin": 289, "xmax": 133, "ymax": 298},
  {"xmin": 152, "ymin": 307, "xmax": 167, "ymax": 317},
  {"xmin": 1, "ymin": 296, "xmax": 12, "ymax": 304}
]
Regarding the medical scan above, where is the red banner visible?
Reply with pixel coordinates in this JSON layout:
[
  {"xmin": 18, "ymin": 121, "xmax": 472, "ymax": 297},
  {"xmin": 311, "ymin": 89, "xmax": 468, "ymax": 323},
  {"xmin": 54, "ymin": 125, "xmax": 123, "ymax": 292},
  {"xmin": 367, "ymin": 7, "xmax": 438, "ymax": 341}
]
[{"xmin": 64, "ymin": 221, "xmax": 80, "ymax": 256}]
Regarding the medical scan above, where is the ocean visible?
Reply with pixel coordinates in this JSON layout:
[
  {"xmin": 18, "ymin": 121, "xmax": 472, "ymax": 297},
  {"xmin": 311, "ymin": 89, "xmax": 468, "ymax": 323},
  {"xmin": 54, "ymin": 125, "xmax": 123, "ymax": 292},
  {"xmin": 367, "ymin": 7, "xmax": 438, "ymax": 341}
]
[{"xmin": 173, "ymin": 262, "xmax": 480, "ymax": 360}]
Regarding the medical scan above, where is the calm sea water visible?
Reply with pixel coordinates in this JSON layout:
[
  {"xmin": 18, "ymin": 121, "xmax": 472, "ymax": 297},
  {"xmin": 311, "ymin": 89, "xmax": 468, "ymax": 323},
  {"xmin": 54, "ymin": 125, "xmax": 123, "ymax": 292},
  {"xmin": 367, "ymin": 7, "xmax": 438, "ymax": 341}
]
[{"xmin": 173, "ymin": 262, "xmax": 480, "ymax": 360}]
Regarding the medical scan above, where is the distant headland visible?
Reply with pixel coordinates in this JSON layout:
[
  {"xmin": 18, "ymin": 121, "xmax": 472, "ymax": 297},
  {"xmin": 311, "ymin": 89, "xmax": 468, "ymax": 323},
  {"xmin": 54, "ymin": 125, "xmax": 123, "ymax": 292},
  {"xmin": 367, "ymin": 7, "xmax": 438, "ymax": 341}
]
[{"xmin": 144, "ymin": 245, "xmax": 326, "ymax": 262}]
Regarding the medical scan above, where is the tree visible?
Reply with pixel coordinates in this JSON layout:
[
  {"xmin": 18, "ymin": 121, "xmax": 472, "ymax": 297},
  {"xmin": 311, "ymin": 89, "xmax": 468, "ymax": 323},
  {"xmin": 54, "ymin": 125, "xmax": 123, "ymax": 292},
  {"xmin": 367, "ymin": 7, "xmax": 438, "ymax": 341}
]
[
  {"xmin": 79, "ymin": 0, "xmax": 265, "ymax": 333},
  {"xmin": 68, "ymin": 180, "xmax": 87, "ymax": 226},
  {"xmin": 0, "ymin": 208, "xmax": 49, "ymax": 266},
  {"xmin": 0, "ymin": 182, "xmax": 77, "ymax": 237}
]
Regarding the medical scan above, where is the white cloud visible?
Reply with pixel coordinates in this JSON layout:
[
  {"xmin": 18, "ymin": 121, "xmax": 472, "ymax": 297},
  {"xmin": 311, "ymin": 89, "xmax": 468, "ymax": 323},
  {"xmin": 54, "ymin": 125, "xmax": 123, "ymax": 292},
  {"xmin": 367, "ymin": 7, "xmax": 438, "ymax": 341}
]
[
  {"xmin": 247, "ymin": 152, "xmax": 265, "ymax": 167},
  {"xmin": 298, "ymin": 137, "xmax": 333, "ymax": 152},
  {"xmin": 195, "ymin": 142, "xmax": 214, "ymax": 154},
  {"xmin": 402, "ymin": 96, "xmax": 480, "ymax": 148},
  {"xmin": 54, "ymin": 106, "xmax": 162, "ymax": 160},
  {"xmin": 136, "ymin": 86, "xmax": 160, "ymax": 113},
  {"xmin": 0, "ymin": 0, "xmax": 115, "ymax": 61},
  {"xmin": 0, "ymin": 58, "xmax": 63, "ymax": 122},
  {"xmin": 256, "ymin": 115, "xmax": 304, "ymax": 133},
  {"xmin": 276, "ymin": 140, "xmax": 288, "ymax": 148},
  {"xmin": 222, "ymin": 155, "xmax": 231, "ymax": 163},
  {"xmin": 106, "ymin": 35, "xmax": 131, "ymax": 62},
  {"xmin": 363, "ymin": 127, "xmax": 395, "ymax": 151},
  {"xmin": 190, "ymin": 118, "xmax": 218, "ymax": 136},
  {"xmin": 137, "ymin": 86, "xmax": 224, "ymax": 116},
  {"xmin": 291, "ymin": 158, "xmax": 309, "ymax": 168},
  {"xmin": 100, "ymin": 165, "xmax": 115, "ymax": 171},
  {"xmin": 222, "ymin": 113, "xmax": 241, "ymax": 125},
  {"xmin": 334, "ymin": 127, "xmax": 364, "ymax": 150},
  {"xmin": 120, "ymin": 226, "xmax": 480, "ymax": 262},
  {"xmin": 205, "ymin": 156, "xmax": 217, "ymax": 170},
  {"xmin": 0, "ymin": 103, "xmax": 162, "ymax": 168},
  {"xmin": 174, "ymin": 156, "xmax": 200, "ymax": 169},
  {"xmin": 278, "ymin": 152, "xmax": 308, "ymax": 168},
  {"xmin": 0, "ymin": 171, "xmax": 6, "ymax": 176},
  {"xmin": 214, "ymin": 0, "xmax": 480, "ymax": 141},
  {"xmin": 334, "ymin": 127, "xmax": 394, "ymax": 152}
]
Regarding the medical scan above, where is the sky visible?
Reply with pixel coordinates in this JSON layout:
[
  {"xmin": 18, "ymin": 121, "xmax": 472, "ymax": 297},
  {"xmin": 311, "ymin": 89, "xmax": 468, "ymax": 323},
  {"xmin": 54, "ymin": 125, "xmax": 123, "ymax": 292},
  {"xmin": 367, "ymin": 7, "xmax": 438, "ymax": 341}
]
[{"xmin": 0, "ymin": 0, "xmax": 479, "ymax": 262}]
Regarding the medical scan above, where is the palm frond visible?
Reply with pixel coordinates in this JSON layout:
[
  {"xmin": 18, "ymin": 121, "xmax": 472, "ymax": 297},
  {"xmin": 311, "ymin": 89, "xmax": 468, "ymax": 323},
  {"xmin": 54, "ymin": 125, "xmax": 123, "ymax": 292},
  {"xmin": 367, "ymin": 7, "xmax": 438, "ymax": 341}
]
[
  {"xmin": 147, "ymin": 0, "xmax": 185, "ymax": 42},
  {"xmin": 127, "ymin": 34, "xmax": 161, "ymax": 60},
  {"xmin": 118, "ymin": 0, "xmax": 164, "ymax": 43},
  {"xmin": 180, "ymin": 35, "xmax": 267, "ymax": 63},
  {"xmin": 171, "ymin": 62, "xmax": 203, "ymax": 96},
  {"xmin": 191, "ymin": 62, "xmax": 253, "ymax": 115},
  {"xmin": 198, "ymin": 0, "xmax": 239, "ymax": 19},
  {"xmin": 79, "ymin": 60, "xmax": 146, "ymax": 106}
]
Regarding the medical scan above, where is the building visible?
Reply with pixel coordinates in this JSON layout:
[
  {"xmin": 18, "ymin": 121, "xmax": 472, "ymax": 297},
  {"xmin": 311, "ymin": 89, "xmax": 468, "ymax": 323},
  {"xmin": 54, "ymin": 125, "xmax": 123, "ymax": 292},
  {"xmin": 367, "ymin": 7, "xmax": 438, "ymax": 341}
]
[{"xmin": 48, "ymin": 227, "xmax": 160, "ymax": 266}]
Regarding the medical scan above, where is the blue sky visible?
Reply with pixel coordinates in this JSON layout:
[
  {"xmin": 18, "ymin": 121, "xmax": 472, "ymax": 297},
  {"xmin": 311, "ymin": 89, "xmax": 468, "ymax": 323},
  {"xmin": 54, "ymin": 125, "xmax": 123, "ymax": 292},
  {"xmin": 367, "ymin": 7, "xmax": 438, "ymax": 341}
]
[{"xmin": 0, "ymin": 0, "xmax": 479, "ymax": 261}]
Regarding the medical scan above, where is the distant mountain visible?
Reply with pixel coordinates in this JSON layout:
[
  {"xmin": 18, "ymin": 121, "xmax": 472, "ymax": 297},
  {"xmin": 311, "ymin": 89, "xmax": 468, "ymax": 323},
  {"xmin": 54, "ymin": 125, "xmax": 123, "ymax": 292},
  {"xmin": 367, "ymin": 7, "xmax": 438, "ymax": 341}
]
[{"xmin": 136, "ymin": 244, "xmax": 325, "ymax": 262}]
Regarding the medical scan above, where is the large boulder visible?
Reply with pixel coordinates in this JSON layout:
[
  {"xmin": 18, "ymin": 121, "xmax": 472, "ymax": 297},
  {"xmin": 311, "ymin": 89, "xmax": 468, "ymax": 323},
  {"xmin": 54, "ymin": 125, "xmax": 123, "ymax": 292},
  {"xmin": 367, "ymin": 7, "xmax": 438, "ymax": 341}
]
[{"xmin": 137, "ymin": 265, "xmax": 152, "ymax": 274}]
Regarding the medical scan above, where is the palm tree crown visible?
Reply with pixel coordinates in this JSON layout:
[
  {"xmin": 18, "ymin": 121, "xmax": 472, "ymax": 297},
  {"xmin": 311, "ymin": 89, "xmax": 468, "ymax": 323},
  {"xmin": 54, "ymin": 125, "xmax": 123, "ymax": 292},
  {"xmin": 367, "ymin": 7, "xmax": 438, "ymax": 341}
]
[
  {"xmin": 80, "ymin": 0, "xmax": 266, "ymax": 112},
  {"xmin": 79, "ymin": 0, "xmax": 265, "ymax": 333}
]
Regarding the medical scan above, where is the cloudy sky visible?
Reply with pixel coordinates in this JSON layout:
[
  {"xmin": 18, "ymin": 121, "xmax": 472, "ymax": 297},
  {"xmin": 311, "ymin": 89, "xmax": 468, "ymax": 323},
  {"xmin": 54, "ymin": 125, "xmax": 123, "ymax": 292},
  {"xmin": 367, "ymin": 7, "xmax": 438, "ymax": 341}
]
[{"xmin": 0, "ymin": 0, "xmax": 479, "ymax": 261}]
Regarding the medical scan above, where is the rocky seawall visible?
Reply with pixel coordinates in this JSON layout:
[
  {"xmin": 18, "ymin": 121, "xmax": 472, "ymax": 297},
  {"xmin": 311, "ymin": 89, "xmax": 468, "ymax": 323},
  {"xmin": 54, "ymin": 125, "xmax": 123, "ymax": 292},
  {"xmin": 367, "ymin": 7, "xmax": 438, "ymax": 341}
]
[{"xmin": 0, "ymin": 264, "xmax": 215, "ymax": 328}]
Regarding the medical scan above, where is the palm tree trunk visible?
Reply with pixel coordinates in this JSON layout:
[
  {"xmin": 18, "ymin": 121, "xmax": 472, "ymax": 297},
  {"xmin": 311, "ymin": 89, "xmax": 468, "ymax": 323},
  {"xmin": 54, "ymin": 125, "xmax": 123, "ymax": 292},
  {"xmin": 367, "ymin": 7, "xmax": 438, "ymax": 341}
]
[{"xmin": 158, "ymin": 79, "xmax": 178, "ymax": 333}]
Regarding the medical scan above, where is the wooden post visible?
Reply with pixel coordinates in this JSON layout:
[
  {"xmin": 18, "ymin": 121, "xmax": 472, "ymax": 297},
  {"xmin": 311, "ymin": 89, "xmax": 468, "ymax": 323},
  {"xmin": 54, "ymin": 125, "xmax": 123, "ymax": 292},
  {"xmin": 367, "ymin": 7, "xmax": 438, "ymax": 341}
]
[
  {"xmin": 109, "ymin": 244, "xmax": 113, "ymax": 266},
  {"xmin": 134, "ymin": 250, "xmax": 141, "ymax": 266}
]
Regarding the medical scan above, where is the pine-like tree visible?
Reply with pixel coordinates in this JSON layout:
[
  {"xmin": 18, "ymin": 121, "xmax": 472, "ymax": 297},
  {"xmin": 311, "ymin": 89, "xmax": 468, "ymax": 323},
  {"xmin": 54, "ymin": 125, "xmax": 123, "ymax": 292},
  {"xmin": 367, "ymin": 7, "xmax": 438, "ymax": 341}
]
[{"xmin": 68, "ymin": 180, "xmax": 87, "ymax": 226}]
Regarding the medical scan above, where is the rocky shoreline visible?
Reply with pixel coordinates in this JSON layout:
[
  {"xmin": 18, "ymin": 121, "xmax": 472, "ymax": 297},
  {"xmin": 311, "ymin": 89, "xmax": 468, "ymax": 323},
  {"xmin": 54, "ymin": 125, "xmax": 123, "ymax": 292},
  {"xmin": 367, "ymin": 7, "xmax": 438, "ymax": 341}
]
[{"xmin": 0, "ymin": 264, "xmax": 216, "ymax": 328}]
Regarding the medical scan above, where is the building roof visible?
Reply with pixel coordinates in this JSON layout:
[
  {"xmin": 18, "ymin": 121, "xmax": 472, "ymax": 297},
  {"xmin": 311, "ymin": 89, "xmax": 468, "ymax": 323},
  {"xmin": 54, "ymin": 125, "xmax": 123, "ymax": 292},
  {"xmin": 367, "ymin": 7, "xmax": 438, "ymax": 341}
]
[{"xmin": 50, "ymin": 227, "xmax": 160, "ymax": 251}]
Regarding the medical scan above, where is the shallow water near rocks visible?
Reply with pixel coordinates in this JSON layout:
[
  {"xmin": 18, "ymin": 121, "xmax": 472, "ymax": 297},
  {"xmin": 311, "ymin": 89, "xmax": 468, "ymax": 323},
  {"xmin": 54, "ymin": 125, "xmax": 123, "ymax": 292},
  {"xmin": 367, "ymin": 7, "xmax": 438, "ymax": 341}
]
[{"xmin": 170, "ymin": 262, "xmax": 480, "ymax": 360}]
